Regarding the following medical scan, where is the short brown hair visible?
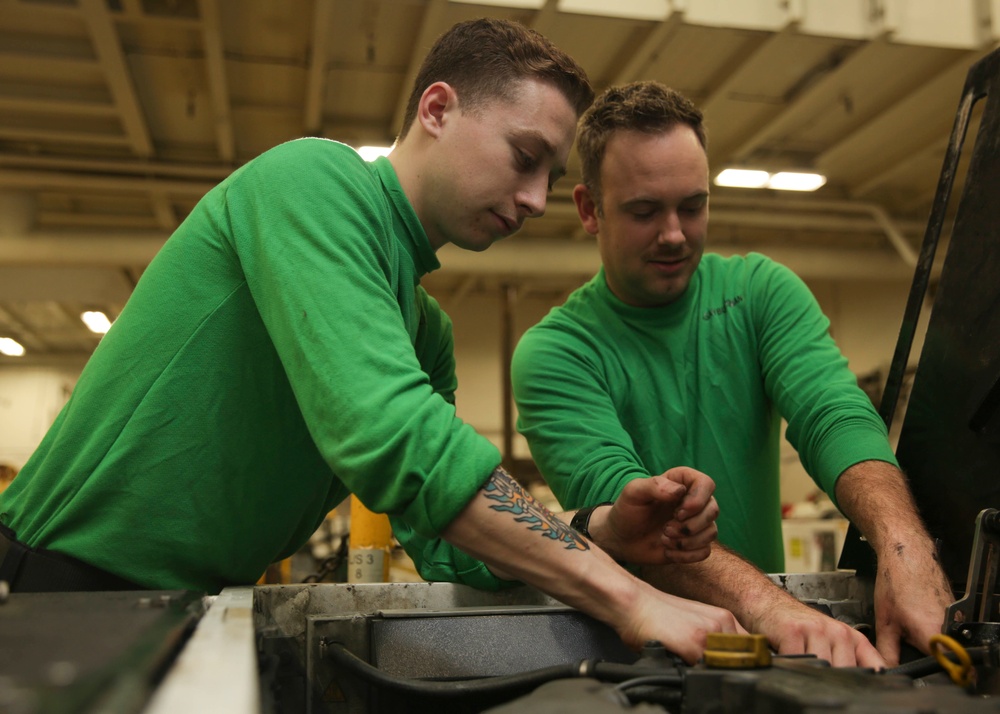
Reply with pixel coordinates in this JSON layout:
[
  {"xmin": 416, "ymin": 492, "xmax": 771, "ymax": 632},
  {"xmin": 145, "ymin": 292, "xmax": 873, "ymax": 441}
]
[
  {"xmin": 397, "ymin": 18, "xmax": 593, "ymax": 140},
  {"xmin": 577, "ymin": 81, "xmax": 706, "ymax": 208}
]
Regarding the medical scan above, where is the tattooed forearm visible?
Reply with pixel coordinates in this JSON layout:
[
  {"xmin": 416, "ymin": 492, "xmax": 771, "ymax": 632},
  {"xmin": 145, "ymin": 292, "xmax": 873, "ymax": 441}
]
[{"xmin": 483, "ymin": 466, "xmax": 589, "ymax": 552}]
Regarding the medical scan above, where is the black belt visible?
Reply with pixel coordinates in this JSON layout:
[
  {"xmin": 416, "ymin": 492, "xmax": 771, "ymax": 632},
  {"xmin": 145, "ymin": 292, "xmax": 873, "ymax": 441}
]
[{"xmin": 0, "ymin": 524, "xmax": 144, "ymax": 593}]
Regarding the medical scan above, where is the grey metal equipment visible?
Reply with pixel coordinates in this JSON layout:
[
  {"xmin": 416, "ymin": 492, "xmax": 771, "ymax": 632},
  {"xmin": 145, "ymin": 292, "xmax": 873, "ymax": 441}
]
[
  {"xmin": 0, "ymin": 590, "xmax": 204, "ymax": 714},
  {"xmin": 945, "ymin": 508, "xmax": 1000, "ymax": 642},
  {"xmin": 246, "ymin": 577, "xmax": 1000, "ymax": 713},
  {"xmin": 839, "ymin": 40, "xmax": 1000, "ymax": 589}
]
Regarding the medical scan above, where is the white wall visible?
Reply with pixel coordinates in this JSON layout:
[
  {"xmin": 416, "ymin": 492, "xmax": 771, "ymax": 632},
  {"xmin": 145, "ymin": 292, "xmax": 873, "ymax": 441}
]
[{"xmin": 0, "ymin": 366, "xmax": 78, "ymax": 470}]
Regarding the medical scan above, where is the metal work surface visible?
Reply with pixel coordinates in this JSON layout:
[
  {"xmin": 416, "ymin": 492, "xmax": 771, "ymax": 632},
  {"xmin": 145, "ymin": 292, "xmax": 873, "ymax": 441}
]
[
  {"xmin": 0, "ymin": 575, "xmax": 977, "ymax": 713},
  {"xmin": 0, "ymin": 589, "xmax": 202, "ymax": 714},
  {"xmin": 368, "ymin": 609, "xmax": 635, "ymax": 678},
  {"xmin": 143, "ymin": 587, "xmax": 260, "ymax": 714},
  {"xmin": 243, "ymin": 577, "xmax": 1000, "ymax": 714},
  {"xmin": 248, "ymin": 575, "xmax": 879, "ymax": 714},
  {"xmin": 253, "ymin": 581, "xmax": 568, "ymax": 714}
]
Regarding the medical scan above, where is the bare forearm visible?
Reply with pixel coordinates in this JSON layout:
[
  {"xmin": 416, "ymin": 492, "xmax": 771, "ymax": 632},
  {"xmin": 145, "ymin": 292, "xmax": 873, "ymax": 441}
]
[
  {"xmin": 835, "ymin": 461, "xmax": 951, "ymax": 598},
  {"xmin": 641, "ymin": 542, "xmax": 886, "ymax": 667},
  {"xmin": 834, "ymin": 460, "xmax": 953, "ymax": 662},
  {"xmin": 439, "ymin": 467, "xmax": 743, "ymax": 661},
  {"xmin": 835, "ymin": 460, "xmax": 932, "ymax": 554},
  {"xmin": 441, "ymin": 467, "xmax": 638, "ymax": 626},
  {"xmin": 641, "ymin": 543, "xmax": 793, "ymax": 625}
]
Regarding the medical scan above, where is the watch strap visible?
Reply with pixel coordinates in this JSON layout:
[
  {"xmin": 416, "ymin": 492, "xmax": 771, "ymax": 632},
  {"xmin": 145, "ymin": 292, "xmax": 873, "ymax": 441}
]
[{"xmin": 570, "ymin": 502, "xmax": 614, "ymax": 541}]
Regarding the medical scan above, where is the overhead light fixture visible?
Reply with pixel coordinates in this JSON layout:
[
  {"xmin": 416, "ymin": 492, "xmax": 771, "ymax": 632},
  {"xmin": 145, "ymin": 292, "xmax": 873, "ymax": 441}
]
[
  {"xmin": 714, "ymin": 169, "xmax": 770, "ymax": 188},
  {"xmin": 714, "ymin": 169, "xmax": 827, "ymax": 192},
  {"xmin": 82, "ymin": 311, "xmax": 112, "ymax": 334},
  {"xmin": 356, "ymin": 145, "xmax": 393, "ymax": 161},
  {"xmin": 767, "ymin": 171, "xmax": 827, "ymax": 191},
  {"xmin": 452, "ymin": 0, "xmax": 546, "ymax": 9},
  {"xmin": 0, "ymin": 338, "xmax": 25, "ymax": 357}
]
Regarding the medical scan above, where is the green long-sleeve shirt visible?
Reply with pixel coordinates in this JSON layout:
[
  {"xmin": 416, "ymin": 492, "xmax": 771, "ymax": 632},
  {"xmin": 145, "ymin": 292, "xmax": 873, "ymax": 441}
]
[
  {"xmin": 0, "ymin": 138, "xmax": 501, "ymax": 592},
  {"xmin": 512, "ymin": 253, "xmax": 897, "ymax": 571}
]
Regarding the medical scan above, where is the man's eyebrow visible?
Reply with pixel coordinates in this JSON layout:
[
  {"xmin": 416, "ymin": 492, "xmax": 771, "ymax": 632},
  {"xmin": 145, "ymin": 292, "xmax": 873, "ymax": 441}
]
[
  {"xmin": 620, "ymin": 197, "xmax": 663, "ymax": 209},
  {"xmin": 619, "ymin": 191, "xmax": 709, "ymax": 210}
]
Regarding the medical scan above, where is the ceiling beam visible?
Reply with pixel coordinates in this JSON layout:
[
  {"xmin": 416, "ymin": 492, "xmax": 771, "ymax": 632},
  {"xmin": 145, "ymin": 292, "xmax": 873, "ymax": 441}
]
[
  {"xmin": 700, "ymin": 26, "xmax": 796, "ymax": 119},
  {"xmin": 0, "ymin": 126, "xmax": 131, "ymax": 146},
  {"xmin": 444, "ymin": 276, "xmax": 479, "ymax": 310},
  {"xmin": 39, "ymin": 212, "xmax": 160, "ymax": 230},
  {"xmin": 728, "ymin": 38, "xmax": 886, "ymax": 164},
  {"xmin": 391, "ymin": 0, "xmax": 448, "ymax": 138},
  {"xmin": 0, "ymin": 169, "xmax": 216, "ymax": 196},
  {"xmin": 0, "ymin": 304, "xmax": 48, "ymax": 352},
  {"xmin": 304, "ymin": 0, "xmax": 336, "ymax": 136},
  {"xmin": 851, "ymin": 134, "xmax": 951, "ymax": 198},
  {"xmin": 150, "ymin": 192, "xmax": 179, "ymax": 230},
  {"xmin": 529, "ymin": 0, "xmax": 560, "ymax": 37},
  {"xmin": 0, "ymin": 96, "xmax": 116, "ymax": 116},
  {"xmin": 610, "ymin": 12, "xmax": 685, "ymax": 85},
  {"xmin": 78, "ymin": 0, "xmax": 155, "ymax": 158},
  {"xmin": 0, "ymin": 51, "xmax": 99, "ymax": 76},
  {"xmin": 0, "ymin": 233, "xmax": 166, "ymax": 267},
  {"xmin": 0, "ymin": 153, "xmax": 233, "ymax": 180},
  {"xmin": 816, "ymin": 46, "xmax": 993, "ymax": 180},
  {"xmin": 197, "ymin": 0, "xmax": 235, "ymax": 163}
]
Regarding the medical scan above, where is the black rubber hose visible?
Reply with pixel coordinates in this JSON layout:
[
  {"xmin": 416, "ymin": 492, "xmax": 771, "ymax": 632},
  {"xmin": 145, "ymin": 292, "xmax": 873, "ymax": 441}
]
[
  {"xmin": 324, "ymin": 642, "xmax": 685, "ymax": 697},
  {"xmin": 325, "ymin": 642, "xmax": 587, "ymax": 697},
  {"xmin": 886, "ymin": 646, "xmax": 988, "ymax": 678},
  {"xmin": 615, "ymin": 674, "xmax": 686, "ymax": 691},
  {"xmin": 591, "ymin": 661, "xmax": 683, "ymax": 685}
]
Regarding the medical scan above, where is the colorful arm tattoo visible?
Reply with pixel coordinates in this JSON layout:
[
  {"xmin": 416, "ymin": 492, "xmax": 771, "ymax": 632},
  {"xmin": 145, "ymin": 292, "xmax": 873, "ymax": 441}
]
[{"xmin": 484, "ymin": 466, "xmax": 589, "ymax": 552}]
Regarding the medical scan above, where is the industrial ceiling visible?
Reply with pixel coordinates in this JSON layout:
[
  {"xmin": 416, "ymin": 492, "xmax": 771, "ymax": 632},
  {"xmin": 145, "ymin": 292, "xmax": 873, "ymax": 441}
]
[{"xmin": 0, "ymin": 0, "xmax": 995, "ymax": 362}]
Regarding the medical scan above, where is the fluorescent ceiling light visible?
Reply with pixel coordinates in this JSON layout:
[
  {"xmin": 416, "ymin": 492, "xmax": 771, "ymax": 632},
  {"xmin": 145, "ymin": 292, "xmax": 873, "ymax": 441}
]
[
  {"xmin": 357, "ymin": 145, "xmax": 393, "ymax": 161},
  {"xmin": 715, "ymin": 169, "xmax": 770, "ymax": 188},
  {"xmin": 453, "ymin": 0, "xmax": 545, "ymax": 7},
  {"xmin": 714, "ymin": 169, "xmax": 827, "ymax": 192},
  {"xmin": 767, "ymin": 172, "xmax": 827, "ymax": 191},
  {"xmin": 82, "ymin": 311, "xmax": 112, "ymax": 334},
  {"xmin": 558, "ymin": 0, "xmax": 669, "ymax": 20},
  {"xmin": 0, "ymin": 338, "xmax": 25, "ymax": 357}
]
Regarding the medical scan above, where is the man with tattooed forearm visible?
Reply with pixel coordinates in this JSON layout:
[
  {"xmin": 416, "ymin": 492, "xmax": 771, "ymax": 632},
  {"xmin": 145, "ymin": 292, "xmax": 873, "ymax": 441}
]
[{"xmin": 0, "ymin": 19, "xmax": 741, "ymax": 664}]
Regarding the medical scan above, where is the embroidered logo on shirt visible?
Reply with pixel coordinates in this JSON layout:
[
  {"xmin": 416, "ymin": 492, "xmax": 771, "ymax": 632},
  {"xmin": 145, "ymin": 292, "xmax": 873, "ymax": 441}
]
[{"xmin": 702, "ymin": 295, "xmax": 744, "ymax": 320}]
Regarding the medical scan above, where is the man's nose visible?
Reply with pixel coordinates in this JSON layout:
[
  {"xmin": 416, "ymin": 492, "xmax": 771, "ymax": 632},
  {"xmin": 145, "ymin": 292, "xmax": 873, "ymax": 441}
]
[
  {"xmin": 516, "ymin": 176, "xmax": 549, "ymax": 219},
  {"xmin": 657, "ymin": 212, "xmax": 685, "ymax": 245}
]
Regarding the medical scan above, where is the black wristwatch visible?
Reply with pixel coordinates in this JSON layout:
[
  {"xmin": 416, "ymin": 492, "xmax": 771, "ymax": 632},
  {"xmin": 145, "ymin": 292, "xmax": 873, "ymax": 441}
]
[{"xmin": 570, "ymin": 502, "xmax": 614, "ymax": 541}]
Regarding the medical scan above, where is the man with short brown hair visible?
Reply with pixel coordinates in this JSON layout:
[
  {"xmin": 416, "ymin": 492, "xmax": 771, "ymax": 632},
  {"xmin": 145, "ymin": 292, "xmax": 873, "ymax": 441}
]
[
  {"xmin": 0, "ymin": 21, "xmax": 738, "ymax": 665},
  {"xmin": 514, "ymin": 80, "xmax": 953, "ymax": 668}
]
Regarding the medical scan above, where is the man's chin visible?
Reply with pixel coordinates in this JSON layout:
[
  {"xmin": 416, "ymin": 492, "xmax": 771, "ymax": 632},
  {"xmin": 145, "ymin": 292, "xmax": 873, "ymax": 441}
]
[{"xmin": 457, "ymin": 234, "xmax": 508, "ymax": 252}]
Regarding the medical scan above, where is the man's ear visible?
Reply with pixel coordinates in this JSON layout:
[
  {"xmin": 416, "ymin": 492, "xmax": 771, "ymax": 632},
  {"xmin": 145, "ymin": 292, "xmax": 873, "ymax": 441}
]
[
  {"xmin": 573, "ymin": 184, "xmax": 600, "ymax": 236},
  {"xmin": 416, "ymin": 82, "xmax": 457, "ymax": 139}
]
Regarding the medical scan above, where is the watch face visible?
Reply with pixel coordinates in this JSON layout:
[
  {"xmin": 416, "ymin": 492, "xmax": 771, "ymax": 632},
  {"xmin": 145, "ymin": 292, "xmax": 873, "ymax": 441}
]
[{"xmin": 569, "ymin": 508, "xmax": 591, "ymax": 537}]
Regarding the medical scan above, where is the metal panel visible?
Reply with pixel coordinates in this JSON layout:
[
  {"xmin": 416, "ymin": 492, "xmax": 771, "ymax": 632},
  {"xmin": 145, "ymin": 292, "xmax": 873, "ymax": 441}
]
[{"xmin": 0, "ymin": 590, "xmax": 203, "ymax": 714}]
